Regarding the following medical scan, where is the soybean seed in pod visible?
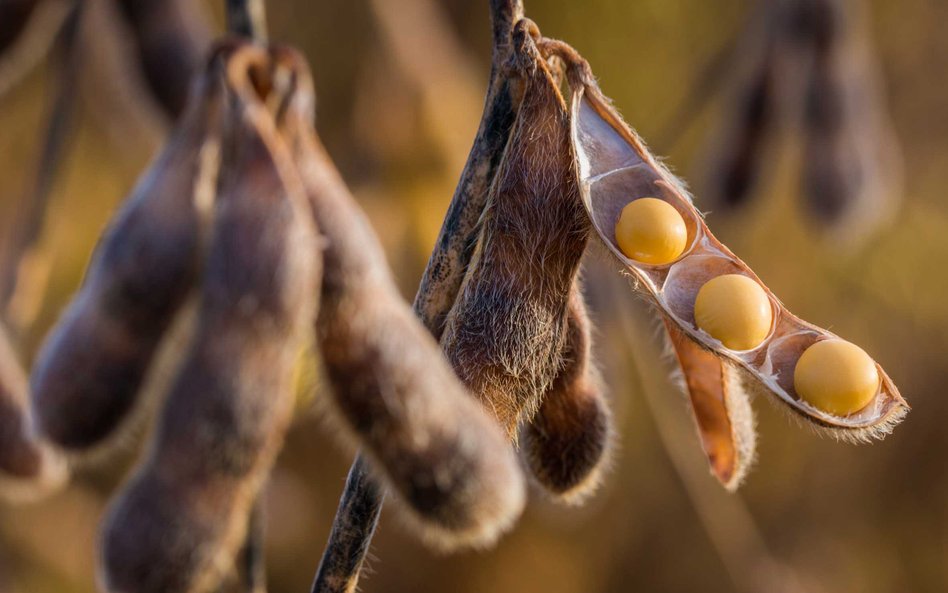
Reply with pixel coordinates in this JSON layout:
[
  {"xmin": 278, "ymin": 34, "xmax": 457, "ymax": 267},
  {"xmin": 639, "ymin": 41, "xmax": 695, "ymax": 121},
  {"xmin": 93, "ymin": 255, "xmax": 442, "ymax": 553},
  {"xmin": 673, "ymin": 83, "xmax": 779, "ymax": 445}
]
[
  {"xmin": 693, "ymin": 274, "xmax": 772, "ymax": 351},
  {"xmin": 614, "ymin": 197, "xmax": 687, "ymax": 265},
  {"xmin": 794, "ymin": 339, "xmax": 879, "ymax": 416}
]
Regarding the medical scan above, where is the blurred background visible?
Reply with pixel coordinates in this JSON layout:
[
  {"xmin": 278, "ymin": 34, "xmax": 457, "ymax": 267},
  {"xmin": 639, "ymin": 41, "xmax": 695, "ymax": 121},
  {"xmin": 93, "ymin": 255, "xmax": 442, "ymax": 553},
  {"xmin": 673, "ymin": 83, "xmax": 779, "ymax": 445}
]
[{"xmin": 0, "ymin": 0, "xmax": 945, "ymax": 592}]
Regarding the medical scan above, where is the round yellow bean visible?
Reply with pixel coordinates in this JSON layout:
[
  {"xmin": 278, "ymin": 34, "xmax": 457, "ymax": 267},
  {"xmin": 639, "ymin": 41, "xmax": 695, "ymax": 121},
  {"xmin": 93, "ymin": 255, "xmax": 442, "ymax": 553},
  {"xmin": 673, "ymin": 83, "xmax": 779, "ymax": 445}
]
[
  {"xmin": 614, "ymin": 198, "xmax": 687, "ymax": 265},
  {"xmin": 694, "ymin": 274, "xmax": 772, "ymax": 351},
  {"xmin": 794, "ymin": 339, "xmax": 879, "ymax": 416}
]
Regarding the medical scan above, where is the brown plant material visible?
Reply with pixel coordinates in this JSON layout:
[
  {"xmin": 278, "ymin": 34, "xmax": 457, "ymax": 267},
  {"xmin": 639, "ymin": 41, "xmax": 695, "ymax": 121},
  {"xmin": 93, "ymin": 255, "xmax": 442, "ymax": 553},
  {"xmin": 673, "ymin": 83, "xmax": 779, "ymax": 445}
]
[
  {"xmin": 28, "ymin": 46, "xmax": 224, "ymax": 452},
  {"xmin": 664, "ymin": 321, "xmax": 756, "ymax": 491},
  {"xmin": 115, "ymin": 0, "xmax": 213, "ymax": 118},
  {"xmin": 440, "ymin": 19, "xmax": 590, "ymax": 438},
  {"xmin": 414, "ymin": 0, "xmax": 525, "ymax": 338},
  {"xmin": 265, "ymin": 47, "xmax": 526, "ymax": 550},
  {"xmin": 538, "ymin": 34, "xmax": 906, "ymax": 487},
  {"xmin": 0, "ymin": 322, "xmax": 67, "ymax": 500},
  {"xmin": 699, "ymin": 2, "xmax": 782, "ymax": 211},
  {"xmin": 799, "ymin": 0, "xmax": 901, "ymax": 240},
  {"xmin": 100, "ymin": 43, "xmax": 319, "ymax": 593},
  {"xmin": 521, "ymin": 284, "xmax": 612, "ymax": 503}
]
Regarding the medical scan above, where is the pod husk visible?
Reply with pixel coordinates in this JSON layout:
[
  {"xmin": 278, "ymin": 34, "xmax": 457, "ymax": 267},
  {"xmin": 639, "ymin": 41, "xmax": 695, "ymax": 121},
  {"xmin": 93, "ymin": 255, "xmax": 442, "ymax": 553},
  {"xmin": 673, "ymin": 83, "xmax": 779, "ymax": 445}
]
[
  {"xmin": 535, "ymin": 38, "xmax": 907, "ymax": 486},
  {"xmin": 272, "ymin": 47, "xmax": 526, "ymax": 551},
  {"xmin": 101, "ymin": 43, "xmax": 319, "ymax": 593},
  {"xmin": 29, "ymin": 45, "xmax": 225, "ymax": 452},
  {"xmin": 440, "ymin": 19, "xmax": 590, "ymax": 438},
  {"xmin": 413, "ymin": 0, "xmax": 525, "ymax": 338},
  {"xmin": 0, "ymin": 323, "xmax": 67, "ymax": 501},
  {"xmin": 521, "ymin": 283, "xmax": 613, "ymax": 503}
]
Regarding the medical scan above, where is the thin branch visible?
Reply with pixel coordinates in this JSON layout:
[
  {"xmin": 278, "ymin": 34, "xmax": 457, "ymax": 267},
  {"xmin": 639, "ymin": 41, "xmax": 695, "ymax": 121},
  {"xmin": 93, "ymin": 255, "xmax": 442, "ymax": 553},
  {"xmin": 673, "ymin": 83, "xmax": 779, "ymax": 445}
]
[
  {"xmin": 311, "ymin": 455, "xmax": 384, "ymax": 593},
  {"xmin": 310, "ymin": 1, "xmax": 524, "ymax": 592},
  {"xmin": 226, "ymin": 0, "xmax": 267, "ymax": 42},
  {"xmin": 239, "ymin": 498, "xmax": 267, "ymax": 593}
]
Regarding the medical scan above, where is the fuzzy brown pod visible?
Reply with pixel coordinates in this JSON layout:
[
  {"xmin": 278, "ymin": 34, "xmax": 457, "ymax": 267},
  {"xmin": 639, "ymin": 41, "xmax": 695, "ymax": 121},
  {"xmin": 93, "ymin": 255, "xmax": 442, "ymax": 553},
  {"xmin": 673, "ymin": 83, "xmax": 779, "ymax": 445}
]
[
  {"xmin": 28, "ymin": 45, "xmax": 227, "ymax": 452},
  {"xmin": 539, "ymin": 37, "xmax": 907, "ymax": 485},
  {"xmin": 115, "ymin": 0, "xmax": 213, "ymax": 119},
  {"xmin": 101, "ymin": 43, "xmax": 319, "ymax": 593},
  {"xmin": 267, "ymin": 48, "xmax": 526, "ymax": 551},
  {"xmin": 440, "ymin": 19, "xmax": 590, "ymax": 439},
  {"xmin": 699, "ymin": 2, "xmax": 783, "ymax": 211},
  {"xmin": 521, "ymin": 283, "xmax": 612, "ymax": 503},
  {"xmin": 798, "ymin": 0, "xmax": 902, "ymax": 240},
  {"xmin": 413, "ymin": 0, "xmax": 525, "ymax": 339},
  {"xmin": 0, "ymin": 323, "xmax": 67, "ymax": 501}
]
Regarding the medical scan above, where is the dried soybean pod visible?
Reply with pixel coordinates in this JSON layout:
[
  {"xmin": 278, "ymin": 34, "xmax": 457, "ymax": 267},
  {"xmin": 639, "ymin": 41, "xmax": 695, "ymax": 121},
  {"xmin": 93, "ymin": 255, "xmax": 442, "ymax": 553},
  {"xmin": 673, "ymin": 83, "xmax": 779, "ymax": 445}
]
[
  {"xmin": 414, "ymin": 0, "xmax": 525, "ymax": 338},
  {"xmin": 522, "ymin": 285, "xmax": 612, "ymax": 503},
  {"xmin": 28, "ymin": 45, "xmax": 227, "ymax": 452},
  {"xmin": 799, "ymin": 0, "xmax": 901, "ymax": 239},
  {"xmin": 0, "ymin": 323, "xmax": 67, "ymax": 501},
  {"xmin": 664, "ymin": 321, "xmax": 756, "ymax": 490},
  {"xmin": 115, "ymin": 0, "xmax": 213, "ymax": 118},
  {"xmin": 101, "ymin": 45, "xmax": 319, "ymax": 593},
  {"xmin": 440, "ymin": 19, "xmax": 590, "ymax": 438},
  {"xmin": 699, "ymin": 2, "xmax": 782, "ymax": 210},
  {"xmin": 275, "ymin": 50, "xmax": 525, "ymax": 550}
]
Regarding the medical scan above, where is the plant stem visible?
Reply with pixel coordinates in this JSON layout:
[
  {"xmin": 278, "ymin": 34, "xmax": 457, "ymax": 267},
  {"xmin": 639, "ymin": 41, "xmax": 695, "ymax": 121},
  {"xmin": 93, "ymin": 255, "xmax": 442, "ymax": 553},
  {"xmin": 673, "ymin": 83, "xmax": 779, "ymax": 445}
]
[
  {"xmin": 310, "ymin": 2, "xmax": 524, "ymax": 592},
  {"xmin": 226, "ymin": 0, "xmax": 267, "ymax": 41},
  {"xmin": 311, "ymin": 455, "xmax": 384, "ymax": 593}
]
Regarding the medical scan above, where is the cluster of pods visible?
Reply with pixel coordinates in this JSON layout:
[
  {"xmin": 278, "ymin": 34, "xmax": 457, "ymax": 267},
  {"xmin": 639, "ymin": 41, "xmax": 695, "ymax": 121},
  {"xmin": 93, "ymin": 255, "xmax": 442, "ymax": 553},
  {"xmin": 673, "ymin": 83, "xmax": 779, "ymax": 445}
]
[
  {"xmin": 0, "ymin": 0, "xmax": 908, "ymax": 592},
  {"xmin": 700, "ymin": 0, "xmax": 901, "ymax": 243}
]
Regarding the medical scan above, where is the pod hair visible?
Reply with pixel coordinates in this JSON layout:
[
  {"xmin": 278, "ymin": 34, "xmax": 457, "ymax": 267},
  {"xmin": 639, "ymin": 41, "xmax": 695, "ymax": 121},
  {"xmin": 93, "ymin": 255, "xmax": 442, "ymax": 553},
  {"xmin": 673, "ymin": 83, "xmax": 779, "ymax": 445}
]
[
  {"xmin": 271, "ymin": 48, "xmax": 526, "ymax": 551},
  {"xmin": 440, "ymin": 19, "xmax": 590, "ymax": 438},
  {"xmin": 0, "ymin": 323, "xmax": 67, "ymax": 501},
  {"xmin": 414, "ymin": 0, "xmax": 525, "ymax": 339},
  {"xmin": 521, "ymin": 283, "xmax": 613, "ymax": 504},
  {"xmin": 28, "ymin": 45, "xmax": 225, "ymax": 452},
  {"xmin": 100, "ymin": 44, "xmax": 319, "ymax": 593}
]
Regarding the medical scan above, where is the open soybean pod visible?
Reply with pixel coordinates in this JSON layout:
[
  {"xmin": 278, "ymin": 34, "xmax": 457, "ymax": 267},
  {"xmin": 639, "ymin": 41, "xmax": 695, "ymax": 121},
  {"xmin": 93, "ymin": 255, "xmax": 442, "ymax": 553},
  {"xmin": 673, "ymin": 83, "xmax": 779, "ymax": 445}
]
[
  {"xmin": 545, "ymin": 39, "xmax": 907, "ymax": 485},
  {"xmin": 101, "ymin": 43, "xmax": 319, "ymax": 593},
  {"xmin": 521, "ymin": 284, "xmax": 613, "ymax": 503},
  {"xmin": 274, "ymin": 50, "xmax": 525, "ymax": 551},
  {"xmin": 0, "ymin": 324, "xmax": 67, "ymax": 501},
  {"xmin": 440, "ymin": 19, "xmax": 590, "ymax": 439},
  {"xmin": 798, "ymin": 0, "xmax": 902, "ymax": 240}
]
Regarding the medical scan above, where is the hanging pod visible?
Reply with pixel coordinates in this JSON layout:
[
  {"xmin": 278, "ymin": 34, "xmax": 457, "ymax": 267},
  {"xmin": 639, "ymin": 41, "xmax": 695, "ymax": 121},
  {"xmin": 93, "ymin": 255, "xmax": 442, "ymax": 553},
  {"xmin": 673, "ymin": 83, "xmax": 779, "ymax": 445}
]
[
  {"xmin": 0, "ymin": 324, "xmax": 67, "ymax": 501},
  {"xmin": 537, "ymin": 37, "xmax": 906, "ymax": 487},
  {"xmin": 101, "ymin": 43, "xmax": 320, "ymax": 593},
  {"xmin": 271, "ymin": 48, "xmax": 526, "ymax": 550},
  {"xmin": 798, "ymin": 0, "xmax": 902, "ymax": 239},
  {"xmin": 29, "ymin": 42, "xmax": 227, "ymax": 452},
  {"xmin": 440, "ymin": 19, "xmax": 590, "ymax": 438},
  {"xmin": 414, "ymin": 0, "xmax": 525, "ymax": 339},
  {"xmin": 521, "ymin": 282, "xmax": 613, "ymax": 503}
]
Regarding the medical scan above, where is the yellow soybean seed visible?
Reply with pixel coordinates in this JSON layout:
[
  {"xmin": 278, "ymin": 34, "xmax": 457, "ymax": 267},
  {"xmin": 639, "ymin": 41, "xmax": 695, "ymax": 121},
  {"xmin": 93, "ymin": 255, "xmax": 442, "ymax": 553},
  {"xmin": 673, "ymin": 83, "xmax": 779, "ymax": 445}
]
[
  {"xmin": 794, "ymin": 339, "xmax": 879, "ymax": 416},
  {"xmin": 614, "ymin": 198, "xmax": 687, "ymax": 265},
  {"xmin": 694, "ymin": 274, "xmax": 772, "ymax": 351}
]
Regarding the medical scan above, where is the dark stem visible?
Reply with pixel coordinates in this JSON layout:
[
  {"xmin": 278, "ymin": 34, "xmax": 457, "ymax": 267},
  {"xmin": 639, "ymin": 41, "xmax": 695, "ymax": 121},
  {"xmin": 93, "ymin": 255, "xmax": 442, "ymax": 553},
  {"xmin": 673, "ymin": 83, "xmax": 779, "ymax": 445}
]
[
  {"xmin": 226, "ymin": 0, "xmax": 268, "ymax": 41},
  {"xmin": 310, "ymin": 1, "xmax": 524, "ymax": 591},
  {"xmin": 239, "ymin": 498, "xmax": 267, "ymax": 593},
  {"xmin": 0, "ymin": 0, "xmax": 82, "ymax": 330},
  {"xmin": 311, "ymin": 454, "xmax": 384, "ymax": 593}
]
